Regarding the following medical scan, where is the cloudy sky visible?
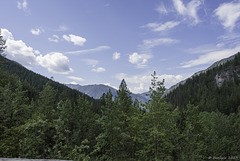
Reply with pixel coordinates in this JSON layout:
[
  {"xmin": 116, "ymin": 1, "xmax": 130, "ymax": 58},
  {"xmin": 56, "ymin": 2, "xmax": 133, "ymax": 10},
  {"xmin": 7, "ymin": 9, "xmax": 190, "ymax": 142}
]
[{"xmin": 1, "ymin": 0, "xmax": 240, "ymax": 93}]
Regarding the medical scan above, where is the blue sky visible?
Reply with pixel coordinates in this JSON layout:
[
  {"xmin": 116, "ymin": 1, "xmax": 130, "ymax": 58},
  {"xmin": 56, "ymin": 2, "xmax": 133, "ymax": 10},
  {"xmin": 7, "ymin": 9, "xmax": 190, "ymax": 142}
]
[{"xmin": 1, "ymin": 0, "xmax": 240, "ymax": 93}]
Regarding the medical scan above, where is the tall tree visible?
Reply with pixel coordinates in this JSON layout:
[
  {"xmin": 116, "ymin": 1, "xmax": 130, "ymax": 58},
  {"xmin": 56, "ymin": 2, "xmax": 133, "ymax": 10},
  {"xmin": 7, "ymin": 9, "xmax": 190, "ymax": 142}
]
[
  {"xmin": 93, "ymin": 90, "xmax": 121, "ymax": 160},
  {"xmin": 0, "ymin": 80, "xmax": 32, "ymax": 157},
  {"xmin": 38, "ymin": 82, "xmax": 57, "ymax": 120},
  {"xmin": 142, "ymin": 71, "xmax": 178, "ymax": 160},
  {"xmin": 0, "ymin": 29, "xmax": 7, "ymax": 56},
  {"xmin": 33, "ymin": 83, "xmax": 58, "ymax": 158},
  {"xmin": 116, "ymin": 79, "xmax": 132, "ymax": 112},
  {"xmin": 175, "ymin": 104, "xmax": 204, "ymax": 160},
  {"xmin": 116, "ymin": 79, "xmax": 137, "ymax": 159}
]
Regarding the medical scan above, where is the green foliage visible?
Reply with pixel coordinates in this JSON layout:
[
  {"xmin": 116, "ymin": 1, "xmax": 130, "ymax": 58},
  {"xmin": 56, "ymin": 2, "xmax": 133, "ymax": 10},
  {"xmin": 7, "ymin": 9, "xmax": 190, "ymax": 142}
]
[
  {"xmin": 167, "ymin": 52, "xmax": 240, "ymax": 115},
  {"xmin": 0, "ymin": 56, "xmax": 239, "ymax": 160},
  {"xmin": 69, "ymin": 139, "xmax": 91, "ymax": 161},
  {"xmin": 140, "ymin": 72, "xmax": 178, "ymax": 160},
  {"xmin": 0, "ymin": 29, "xmax": 7, "ymax": 56},
  {"xmin": 0, "ymin": 54, "xmax": 98, "ymax": 105}
]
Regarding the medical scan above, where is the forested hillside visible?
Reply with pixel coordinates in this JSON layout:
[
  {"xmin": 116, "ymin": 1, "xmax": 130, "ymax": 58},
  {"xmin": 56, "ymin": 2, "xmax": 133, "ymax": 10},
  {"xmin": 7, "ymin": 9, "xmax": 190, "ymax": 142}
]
[
  {"xmin": 166, "ymin": 52, "xmax": 240, "ymax": 115},
  {"xmin": 0, "ymin": 55, "xmax": 99, "ymax": 107},
  {"xmin": 0, "ymin": 33, "xmax": 239, "ymax": 160}
]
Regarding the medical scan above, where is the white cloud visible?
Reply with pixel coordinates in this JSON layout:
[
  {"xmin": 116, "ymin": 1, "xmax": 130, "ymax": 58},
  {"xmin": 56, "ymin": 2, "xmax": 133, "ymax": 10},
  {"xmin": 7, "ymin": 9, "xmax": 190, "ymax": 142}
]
[
  {"xmin": 112, "ymin": 52, "xmax": 120, "ymax": 60},
  {"xmin": 214, "ymin": 1, "xmax": 240, "ymax": 31},
  {"xmin": 82, "ymin": 59, "xmax": 99, "ymax": 67},
  {"xmin": 30, "ymin": 28, "xmax": 43, "ymax": 35},
  {"xmin": 51, "ymin": 25, "xmax": 68, "ymax": 32},
  {"xmin": 67, "ymin": 76, "xmax": 85, "ymax": 82},
  {"xmin": 69, "ymin": 81, "xmax": 78, "ymax": 85},
  {"xmin": 142, "ymin": 38, "xmax": 180, "ymax": 49},
  {"xmin": 63, "ymin": 34, "xmax": 86, "ymax": 46},
  {"xmin": 129, "ymin": 52, "xmax": 152, "ymax": 68},
  {"xmin": 17, "ymin": 0, "xmax": 30, "ymax": 14},
  {"xmin": 172, "ymin": 0, "xmax": 202, "ymax": 25},
  {"xmin": 91, "ymin": 67, "xmax": 106, "ymax": 72},
  {"xmin": 48, "ymin": 35, "xmax": 60, "ymax": 43},
  {"xmin": 103, "ymin": 83, "xmax": 118, "ymax": 90},
  {"xmin": 183, "ymin": 31, "xmax": 240, "ymax": 68},
  {"xmin": 218, "ymin": 32, "xmax": 240, "ymax": 48},
  {"xmin": 2, "ymin": 28, "xmax": 73, "ymax": 74},
  {"xmin": 115, "ymin": 73, "xmax": 184, "ymax": 93},
  {"xmin": 58, "ymin": 25, "xmax": 68, "ymax": 31},
  {"xmin": 5, "ymin": 39, "xmax": 39, "ymax": 67},
  {"xmin": 65, "ymin": 46, "xmax": 110, "ymax": 55},
  {"xmin": 1, "ymin": 28, "xmax": 14, "ymax": 40},
  {"xmin": 156, "ymin": 3, "xmax": 168, "ymax": 15},
  {"xmin": 144, "ymin": 21, "xmax": 180, "ymax": 32},
  {"xmin": 186, "ymin": 44, "xmax": 221, "ymax": 55},
  {"xmin": 181, "ymin": 46, "xmax": 240, "ymax": 68},
  {"xmin": 17, "ymin": 0, "xmax": 27, "ymax": 10},
  {"xmin": 36, "ymin": 52, "xmax": 73, "ymax": 74}
]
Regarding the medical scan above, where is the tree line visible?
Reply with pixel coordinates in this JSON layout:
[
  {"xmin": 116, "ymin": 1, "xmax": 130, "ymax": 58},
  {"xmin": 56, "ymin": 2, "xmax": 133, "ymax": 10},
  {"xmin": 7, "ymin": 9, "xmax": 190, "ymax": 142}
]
[
  {"xmin": 0, "ymin": 33, "xmax": 239, "ymax": 160},
  {"xmin": 167, "ymin": 52, "xmax": 240, "ymax": 115},
  {"xmin": 0, "ymin": 70, "xmax": 239, "ymax": 160}
]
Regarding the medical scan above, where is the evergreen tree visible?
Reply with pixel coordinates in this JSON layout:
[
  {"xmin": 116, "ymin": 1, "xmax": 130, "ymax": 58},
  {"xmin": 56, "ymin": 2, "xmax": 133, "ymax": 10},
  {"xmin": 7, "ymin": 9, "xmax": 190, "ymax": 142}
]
[
  {"xmin": 29, "ymin": 83, "xmax": 58, "ymax": 158},
  {"xmin": 116, "ymin": 79, "xmax": 132, "ymax": 112},
  {"xmin": 199, "ymin": 110, "xmax": 240, "ymax": 159},
  {"xmin": 175, "ymin": 104, "xmax": 204, "ymax": 160},
  {"xmin": 142, "ymin": 71, "xmax": 178, "ymax": 160},
  {"xmin": 0, "ymin": 29, "xmax": 7, "ymax": 56},
  {"xmin": 93, "ymin": 90, "xmax": 121, "ymax": 160},
  {"xmin": 52, "ymin": 99, "xmax": 73, "ymax": 159},
  {"xmin": 115, "ymin": 79, "xmax": 137, "ymax": 159},
  {"xmin": 71, "ymin": 96, "xmax": 99, "ymax": 154},
  {"xmin": 0, "ymin": 80, "xmax": 31, "ymax": 157}
]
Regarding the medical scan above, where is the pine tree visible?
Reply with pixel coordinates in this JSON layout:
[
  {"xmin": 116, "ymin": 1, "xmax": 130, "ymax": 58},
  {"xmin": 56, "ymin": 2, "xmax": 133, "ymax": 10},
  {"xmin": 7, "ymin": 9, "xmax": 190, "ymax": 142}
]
[
  {"xmin": 0, "ymin": 29, "xmax": 7, "ymax": 56},
  {"xmin": 38, "ymin": 82, "xmax": 57, "ymax": 120},
  {"xmin": 176, "ymin": 104, "xmax": 204, "ymax": 160},
  {"xmin": 71, "ymin": 96, "xmax": 99, "ymax": 153},
  {"xmin": 0, "ymin": 80, "xmax": 32, "ymax": 157},
  {"xmin": 117, "ymin": 79, "xmax": 132, "ymax": 112},
  {"xmin": 116, "ymin": 79, "xmax": 138, "ymax": 159},
  {"xmin": 52, "ymin": 99, "xmax": 73, "ymax": 159},
  {"xmin": 142, "ymin": 71, "xmax": 178, "ymax": 160},
  {"xmin": 33, "ymin": 83, "xmax": 58, "ymax": 158},
  {"xmin": 93, "ymin": 90, "xmax": 121, "ymax": 160}
]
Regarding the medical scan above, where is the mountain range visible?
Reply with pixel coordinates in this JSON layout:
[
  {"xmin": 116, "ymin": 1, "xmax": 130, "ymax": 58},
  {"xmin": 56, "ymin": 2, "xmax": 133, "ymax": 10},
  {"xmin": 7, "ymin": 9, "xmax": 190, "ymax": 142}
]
[
  {"xmin": 66, "ymin": 83, "xmax": 150, "ymax": 103},
  {"xmin": 66, "ymin": 53, "xmax": 240, "ymax": 107},
  {"xmin": 164, "ymin": 53, "xmax": 238, "ymax": 96},
  {"xmin": 166, "ymin": 52, "xmax": 240, "ymax": 114},
  {"xmin": 1, "ymin": 51, "xmax": 239, "ymax": 113}
]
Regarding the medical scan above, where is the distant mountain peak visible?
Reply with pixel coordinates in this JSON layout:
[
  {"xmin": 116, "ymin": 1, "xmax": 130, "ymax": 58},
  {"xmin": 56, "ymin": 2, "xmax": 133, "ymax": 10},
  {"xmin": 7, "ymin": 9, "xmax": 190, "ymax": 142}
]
[{"xmin": 66, "ymin": 83, "xmax": 149, "ymax": 103}]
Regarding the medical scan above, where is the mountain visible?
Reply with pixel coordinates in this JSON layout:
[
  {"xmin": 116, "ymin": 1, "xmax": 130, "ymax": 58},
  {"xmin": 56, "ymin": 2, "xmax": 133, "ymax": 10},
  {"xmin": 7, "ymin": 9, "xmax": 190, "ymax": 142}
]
[
  {"xmin": 67, "ymin": 84, "xmax": 118, "ymax": 99},
  {"xmin": 0, "ymin": 55, "xmax": 99, "ymax": 106},
  {"xmin": 164, "ymin": 53, "xmax": 237, "ymax": 96},
  {"xmin": 139, "ymin": 91, "xmax": 151, "ymax": 100},
  {"xmin": 1, "ymin": 52, "xmax": 239, "ymax": 160},
  {"xmin": 66, "ymin": 83, "xmax": 150, "ymax": 103},
  {"xmin": 165, "ymin": 52, "xmax": 240, "ymax": 115}
]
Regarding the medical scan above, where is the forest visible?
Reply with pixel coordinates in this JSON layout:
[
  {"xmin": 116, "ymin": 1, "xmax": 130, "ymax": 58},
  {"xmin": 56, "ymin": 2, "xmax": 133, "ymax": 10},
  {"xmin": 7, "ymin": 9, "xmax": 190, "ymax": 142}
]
[
  {"xmin": 0, "ymin": 36, "xmax": 240, "ymax": 160},
  {"xmin": 166, "ymin": 53, "xmax": 240, "ymax": 115}
]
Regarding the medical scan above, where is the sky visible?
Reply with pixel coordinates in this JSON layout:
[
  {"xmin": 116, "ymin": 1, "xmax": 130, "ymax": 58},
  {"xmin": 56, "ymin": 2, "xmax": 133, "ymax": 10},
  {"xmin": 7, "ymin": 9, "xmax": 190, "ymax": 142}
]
[{"xmin": 1, "ymin": 0, "xmax": 240, "ymax": 93}]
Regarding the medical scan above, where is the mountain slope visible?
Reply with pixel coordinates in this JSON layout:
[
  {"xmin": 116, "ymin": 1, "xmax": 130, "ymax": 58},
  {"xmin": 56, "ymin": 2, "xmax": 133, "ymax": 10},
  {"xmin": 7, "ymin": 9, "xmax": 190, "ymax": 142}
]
[
  {"xmin": 166, "ymin": 52, "xmax": 240, "ymax": 115},
  {"xmin": 164, "ymin": 54, "xmax": 237, "ymax": 96},
  {"xmin": 66, "ymin": 84, "xmax": 149, "ymax": 103},
  {"xmin": 0, "ymin": 55, "xmax": 99, "ymax": 105},
  {"xmin": 67, "ymin": 84, "xmax": 117, "ymax": 99}
]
